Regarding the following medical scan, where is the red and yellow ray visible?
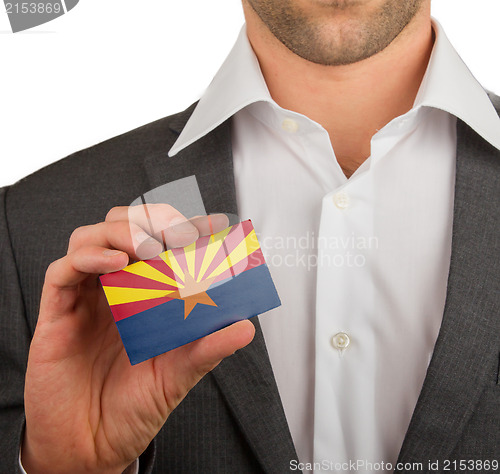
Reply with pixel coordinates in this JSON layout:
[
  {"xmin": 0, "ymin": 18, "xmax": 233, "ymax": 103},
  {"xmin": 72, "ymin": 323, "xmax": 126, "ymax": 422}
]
[{"xmin": 100, "ymin": 220, "xmax": 266, "ymax": 321}]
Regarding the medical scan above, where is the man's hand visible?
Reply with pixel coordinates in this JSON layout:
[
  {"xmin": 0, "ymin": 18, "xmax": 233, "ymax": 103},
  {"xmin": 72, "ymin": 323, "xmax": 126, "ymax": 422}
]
[{"xmin": 22, "ymin": 205, "xmax": 255, "ymax": 474}]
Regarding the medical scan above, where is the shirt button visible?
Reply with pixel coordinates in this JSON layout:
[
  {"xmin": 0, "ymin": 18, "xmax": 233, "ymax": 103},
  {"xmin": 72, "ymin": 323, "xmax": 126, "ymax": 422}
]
[
  {"xmin": 333, "ymin": 192, "xmax": 350, "ymax": 209},
  {"xmin": 282, "ymin": 118, "xmax": 299, "ymax": 133},
  {"xmin": 331, "ymin": 332, "xmax": 350, "ymax": 350}
]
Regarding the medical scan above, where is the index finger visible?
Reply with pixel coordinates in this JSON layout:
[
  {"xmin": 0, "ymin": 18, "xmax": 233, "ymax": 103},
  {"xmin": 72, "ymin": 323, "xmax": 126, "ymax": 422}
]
[
  {"xmin": 106, "ymin": 204, "xmax": 199, "ymax": 249},
  {"xmin": 106, "ymin": 205, "xmax": 230, "ymax": 248}
]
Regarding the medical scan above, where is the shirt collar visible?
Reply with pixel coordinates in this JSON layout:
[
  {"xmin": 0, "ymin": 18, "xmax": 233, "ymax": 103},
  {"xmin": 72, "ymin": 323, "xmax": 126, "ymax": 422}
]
[
  {"xmin": 414, "ymin": 19, "xmax": 500, "ymax": 150},
  {"xmin": 169, "ymin": 20, "xmax": 500, "ymax": 157},
  {"xmin": 169, "ymin": 26, "xmax": 272, "ymax": 157}
]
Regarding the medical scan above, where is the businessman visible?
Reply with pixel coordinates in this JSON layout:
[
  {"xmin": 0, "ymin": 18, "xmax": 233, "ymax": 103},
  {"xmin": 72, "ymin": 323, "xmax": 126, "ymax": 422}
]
[{"xmin": 1, "ymin": 0, "xmax": 499, "ymax": 473}]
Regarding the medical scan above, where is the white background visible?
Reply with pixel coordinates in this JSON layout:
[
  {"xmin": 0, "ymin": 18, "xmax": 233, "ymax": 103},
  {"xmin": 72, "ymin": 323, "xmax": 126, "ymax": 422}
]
[{"xmin": 1, "ymin": 0, "xmax": 499, "ymax": 187}]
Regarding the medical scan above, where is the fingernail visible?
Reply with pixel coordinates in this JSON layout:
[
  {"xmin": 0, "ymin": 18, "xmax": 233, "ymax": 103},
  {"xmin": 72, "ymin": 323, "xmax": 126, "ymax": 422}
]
[
  {"xmin": 170, "ymin": 217, "xmax": 197, "ymax": 234},
  {"xmin": 103, "ymin": 249, "xmax": 123, "ymax": 257}
]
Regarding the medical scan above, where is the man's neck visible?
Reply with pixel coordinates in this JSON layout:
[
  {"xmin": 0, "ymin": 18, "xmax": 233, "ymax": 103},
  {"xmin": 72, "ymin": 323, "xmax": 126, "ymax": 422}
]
[{"xmin": 244, "ymin": 5, "xmax": 434, "ymax": 178}]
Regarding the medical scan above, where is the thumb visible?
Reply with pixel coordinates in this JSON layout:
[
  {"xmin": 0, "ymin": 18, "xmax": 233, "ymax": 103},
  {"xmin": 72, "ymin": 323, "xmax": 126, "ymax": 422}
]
[
  {"xmin": 152, "ymin": 319, "xmax": 256, "ymax": 408},
  {"xmin": 186, "ymin": 319, "xmax": 256, "ymax": 373}
]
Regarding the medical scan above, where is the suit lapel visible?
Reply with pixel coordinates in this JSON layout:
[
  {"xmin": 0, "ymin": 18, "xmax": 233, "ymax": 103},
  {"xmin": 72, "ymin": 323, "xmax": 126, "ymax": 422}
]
[
  {"xmin": 396, "ymin": 119, "xmax": 500, "ymax": 467},
  {"xmin": 143, "ymin": 105, "xmax": 238, "ymax": 217},
  {"xmin": 211, "ymin": 322, "xmax": 300, "ymax": 473},
  {"xmin": 143, "ymin": 109, "xmax": 298, "ymax": 472}
]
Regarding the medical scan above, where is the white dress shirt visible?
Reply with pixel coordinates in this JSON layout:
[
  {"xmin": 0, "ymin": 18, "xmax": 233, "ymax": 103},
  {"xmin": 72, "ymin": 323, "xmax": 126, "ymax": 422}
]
[{"xmin": 169, "ymin": 19, "xmax": 500, "ymax": 473}]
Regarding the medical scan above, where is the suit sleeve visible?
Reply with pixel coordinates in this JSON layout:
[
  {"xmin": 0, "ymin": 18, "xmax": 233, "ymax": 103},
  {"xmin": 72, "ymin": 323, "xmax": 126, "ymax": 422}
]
[
  {"xmin": 0, "ymin": 186, "xmax": 31, "ymax": 474},
  {"xmin": 0, "ymin": 185, "xmax": 158, "ymax": 473}
]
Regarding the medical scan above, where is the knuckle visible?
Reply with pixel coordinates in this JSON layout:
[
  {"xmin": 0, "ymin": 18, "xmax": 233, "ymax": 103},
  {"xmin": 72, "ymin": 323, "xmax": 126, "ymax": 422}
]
[
  {"xmin": 159, "ymin": 203, "xmax": 176, "ymax": 212},
  {"xmin": 68, "ymin": 226, "xmax": 86, "ymax": 247},
  {"xmin": 111, "ymin": 218, "xmax": 132, "ymax": 234},
  {"xmin": 105, "ymin": 206, "xmax": 123, "ymax": 222},
  {"xmin": 44, "ymin": 258, "xmax": 61, "ymax": 283},
  {"xmin": 126, "ymin": 221, "xmax": 141, "ymax": 236},
  {"xmin": 146, "ymin": 203, "xmax": 177, "ymax": 216},
  {"xmin": 68, "ymin": 223, "xmax": 103, "ymax": 252}
]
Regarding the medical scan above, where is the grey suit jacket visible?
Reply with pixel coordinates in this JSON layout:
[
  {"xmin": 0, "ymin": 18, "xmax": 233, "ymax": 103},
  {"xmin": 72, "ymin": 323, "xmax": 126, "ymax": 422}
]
[{"xmin": 0, "ymin": 96, "xmax": 499, "ymax": 473}]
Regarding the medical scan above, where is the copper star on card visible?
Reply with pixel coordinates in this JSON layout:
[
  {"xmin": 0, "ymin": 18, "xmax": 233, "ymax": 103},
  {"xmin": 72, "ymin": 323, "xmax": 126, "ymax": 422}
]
[{"xmin": 170, "ymin": 272, "xmax": 217, "ymax": 319}]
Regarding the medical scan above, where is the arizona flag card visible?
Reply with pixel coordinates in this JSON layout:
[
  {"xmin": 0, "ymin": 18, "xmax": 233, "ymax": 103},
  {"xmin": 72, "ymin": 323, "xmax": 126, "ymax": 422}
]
[{"xmin": 100, "ymin": 220, "xmax": 281, "ymax": 365}]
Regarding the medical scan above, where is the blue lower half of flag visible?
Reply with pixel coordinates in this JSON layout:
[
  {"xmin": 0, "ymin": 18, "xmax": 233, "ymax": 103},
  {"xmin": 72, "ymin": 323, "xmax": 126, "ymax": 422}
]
[{"xmin": 116, "ymin": 264, "xmax": 280, "ymax": 365}]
